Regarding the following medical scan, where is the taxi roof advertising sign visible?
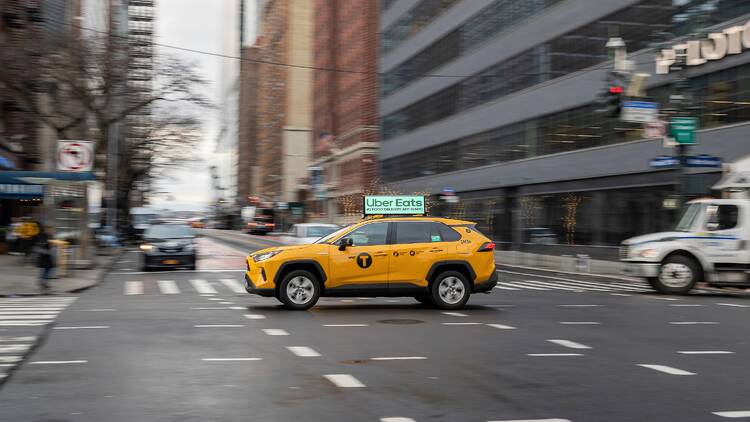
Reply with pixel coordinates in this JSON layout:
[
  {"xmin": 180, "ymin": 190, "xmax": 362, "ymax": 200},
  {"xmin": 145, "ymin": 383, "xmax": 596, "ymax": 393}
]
[{"xmin": 364, "ymin": 195, "xmax": 425, "ymax": 215}]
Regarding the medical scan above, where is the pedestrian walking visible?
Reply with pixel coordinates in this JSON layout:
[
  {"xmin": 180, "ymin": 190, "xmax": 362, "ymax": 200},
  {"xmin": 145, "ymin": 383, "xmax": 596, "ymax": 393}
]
[{"xmin": 34, "ymin": 226, "xmax": 56, "ymax": 293}]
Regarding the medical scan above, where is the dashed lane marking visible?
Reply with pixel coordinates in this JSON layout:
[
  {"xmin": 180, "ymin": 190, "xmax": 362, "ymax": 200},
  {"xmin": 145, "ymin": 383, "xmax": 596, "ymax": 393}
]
[
  {"xmin": 558, "ymin": 304, "xmax": 602, "ymax": 308},
  {"xmin": 201, "ymin": 358, "xmax": 262, "ymax": 361},
  {"xmin": 559, "ymin": 321, "xmax": 600, "ymax": 325},
  {"xmin": 381, "ymin": 418, "xmax": 417, "ymax": 422},
  {"xmin": 244, "ymin": 314, "xmax": 266, "ymax": 320},
  {"xmin": 713, "ymin": 410, "xmax": 750, "ymax": 418},
  {"xmin": 124, "ymin": 281, "xmax": 143, "ymax": 295},
  {"xmin": 669, "ymin": 304, "xmax": 704, "ymax": 307},
  {"xmin": 194, "ymin": 325, "xmax": 244, "ymax": 328},
  {"xmin": 190, "ymin": 279, "xmax": 217, "ymax": 294},
  {"xmin": 157, "ymin": 280, "xmax": 180, "ymax": 294},
  {"xmin": 324, "ymin": 324, "xmax": 369, "ymax": 327},
  {"xmin": 75, "ymin": 309, "xmax": 116, "ymax": 312},
  {"xmin": 324, "ymin": 374, "xmax": 366, "ymax": 388},
  {"xmin": 637, "ymin": 364, "xmax": 695, "ymax": 375},
  {"xmin": 488, "ymin": 419, "xmax": 572, "ymax": 422},
  {"xmin": 442, "ymin": 312, "xmax": 468, "ymax": 317},
  {"xmin": 678, "ymin": 350, "xmax": 733, "ymax": 355},
  {"xmin": 30, "ymin": 360, "xmax": 88, "ymax": 365},
  {"xmin": 286, "ymin": 346, "xmax": 321, "ymax": 357},
  {"xmin": 262, "ymin": 329, "xmax": 289, "ymax": 336},
  {"xmin": 717, "ymin": 303, "xmax": 750, "ymax": 308},
  {"xmin": 669, "ymin": 321, "xmax": 719, "ymax": 325},
  {"xmin": 547, "ymin": 339, "xmax": 591, "ymax": 349},
  {"xmin": 609, "ymin": 293, "xmax": 631, "ymax": 297},
  {"xmin": 371, "ymin": 356, "xmax": 427, "ymax": 361},
  {"xmin": 486, "ymin": 324, "xmax": 517, "ymax": 330},
  {"xmin": 54, "ymin": 326, "xmax": 110, "ymax": 330},
  {"xmin": 442, "ymin": 322, "xmax": 482, "ymax": 325},
  {"xmin": 527, "ymin": 354, "xmax": 583, "ymax": 357}
]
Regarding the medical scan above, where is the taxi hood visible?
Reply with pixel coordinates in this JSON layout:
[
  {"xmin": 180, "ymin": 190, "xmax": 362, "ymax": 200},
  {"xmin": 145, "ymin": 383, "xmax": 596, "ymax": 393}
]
[{"xmin": 251, "ymin": 244, "xmax": 317, "ymax": 256}]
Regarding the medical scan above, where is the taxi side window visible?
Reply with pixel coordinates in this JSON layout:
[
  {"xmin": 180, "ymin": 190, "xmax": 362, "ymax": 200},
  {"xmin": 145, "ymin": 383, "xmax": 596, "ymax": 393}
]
[
  {"xmin": 436, "ymin": 223, "xmax": 461, "ymax": 242},
  {"xmin": 395, "ymin": 222, "xmax": 433, "ymax": 244},
  {"xmin": 342, "ymin": 222, "xmax": 388, "ymax": 246},
  {"xmin": 707, "ymin": 205, "xmax": 739, "ymax": 231}
]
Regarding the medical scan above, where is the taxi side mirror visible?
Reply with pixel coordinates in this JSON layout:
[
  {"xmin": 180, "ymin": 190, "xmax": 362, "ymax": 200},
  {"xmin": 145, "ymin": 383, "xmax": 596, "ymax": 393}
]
[{"xmin": 338, "ymin": 237, "xmax": 353, "ymax": 251}]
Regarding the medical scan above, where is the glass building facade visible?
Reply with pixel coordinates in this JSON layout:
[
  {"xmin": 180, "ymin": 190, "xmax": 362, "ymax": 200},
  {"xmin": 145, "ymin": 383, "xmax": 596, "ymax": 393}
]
[{"xmin": 379, "ymin": 0, "xmax": 750, "ymax": 254}]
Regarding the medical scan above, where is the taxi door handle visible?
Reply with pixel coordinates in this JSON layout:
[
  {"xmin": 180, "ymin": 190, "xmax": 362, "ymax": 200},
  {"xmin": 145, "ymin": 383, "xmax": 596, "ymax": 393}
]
[{"xmin": 374, "ymin": 251, "xmax": 387, "ymax": 257}]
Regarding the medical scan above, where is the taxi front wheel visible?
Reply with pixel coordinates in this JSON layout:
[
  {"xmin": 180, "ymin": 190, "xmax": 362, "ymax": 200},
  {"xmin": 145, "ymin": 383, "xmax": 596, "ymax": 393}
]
[
  {"xmin": 278, "ymin": 270, "xmax": 321, "ymax": 310},
  {"xmin": 431, "ymin": 271, "xmax": 470, "ymax": 310}
]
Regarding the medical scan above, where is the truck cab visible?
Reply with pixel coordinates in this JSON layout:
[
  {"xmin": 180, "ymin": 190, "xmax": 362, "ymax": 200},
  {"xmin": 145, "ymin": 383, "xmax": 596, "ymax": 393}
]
[{"xmin": 621, "ymin": 198, "xmax": 748, "ymax": 294}]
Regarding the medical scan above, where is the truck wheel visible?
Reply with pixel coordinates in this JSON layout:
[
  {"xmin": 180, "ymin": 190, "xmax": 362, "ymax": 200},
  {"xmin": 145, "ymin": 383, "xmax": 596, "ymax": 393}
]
[
  {"xmin": 278, "ymin": 270, "xmax": 321, "ymax": 310},
  {"xmin": 430, "ymin": 271, "xmax": 470, "ymax": 309},
  {"xmin": 651, "ymin": 255, "xmax": 700, "ymax": 295}
]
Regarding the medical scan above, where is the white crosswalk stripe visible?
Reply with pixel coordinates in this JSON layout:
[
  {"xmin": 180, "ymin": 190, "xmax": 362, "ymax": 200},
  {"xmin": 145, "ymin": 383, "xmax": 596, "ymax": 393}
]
[
  {"xmin": 190, "ymin": 279, "xmax": 217, "ymax": 294},
  {"xmin": 157, "ymin": 280, "xmax": 180, "ymax": 294},
  {"xmin": 221, "ymin": 278, "xmax": 246, "ymax": 293},
  {"xmin": 124, "ymin": 281, "xmax": 143, "ymax": 295}
]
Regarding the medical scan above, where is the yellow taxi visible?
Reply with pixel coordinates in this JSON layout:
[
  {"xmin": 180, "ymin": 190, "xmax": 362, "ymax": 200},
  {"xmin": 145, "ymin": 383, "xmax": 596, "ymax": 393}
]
[{"xmin": 243, "ymin": 196, "xmax": 498, "ymax": 310}]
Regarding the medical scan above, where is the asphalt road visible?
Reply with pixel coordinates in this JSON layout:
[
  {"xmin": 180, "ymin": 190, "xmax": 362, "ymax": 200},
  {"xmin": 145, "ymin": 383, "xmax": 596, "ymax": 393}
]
[{"xmin": 2, "ymin": 236, "xmax": 750, "ymax": 422}]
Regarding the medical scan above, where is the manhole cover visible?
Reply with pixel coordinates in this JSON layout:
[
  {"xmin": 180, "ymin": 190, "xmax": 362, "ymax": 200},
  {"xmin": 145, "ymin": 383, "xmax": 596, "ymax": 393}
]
[{"xmin": 376, "ymin": 319, "xmax": 424, "ymax": 325}]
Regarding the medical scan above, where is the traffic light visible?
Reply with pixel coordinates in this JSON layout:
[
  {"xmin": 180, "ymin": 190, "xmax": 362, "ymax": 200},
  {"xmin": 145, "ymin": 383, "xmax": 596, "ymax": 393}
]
[
  {"xmin": 596, "ymin": 71, "xmax": 626, "ymax": 118},
  {"xmin": 605, "ymin": 84, "xmax": 623, "ymax": 117}
]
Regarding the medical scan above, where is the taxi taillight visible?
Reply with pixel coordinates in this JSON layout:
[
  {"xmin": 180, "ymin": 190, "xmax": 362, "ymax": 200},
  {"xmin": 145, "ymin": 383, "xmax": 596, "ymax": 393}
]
[{"xmin": 478, "ymin": 242, "xmax": 495, "ymax": 252}]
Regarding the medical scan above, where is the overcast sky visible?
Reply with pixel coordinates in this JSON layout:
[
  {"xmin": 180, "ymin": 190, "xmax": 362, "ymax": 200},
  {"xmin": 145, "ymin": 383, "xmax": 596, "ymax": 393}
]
[{"xmin": 150, "ymin": 0, "xmax": 230, "ymax": 212}]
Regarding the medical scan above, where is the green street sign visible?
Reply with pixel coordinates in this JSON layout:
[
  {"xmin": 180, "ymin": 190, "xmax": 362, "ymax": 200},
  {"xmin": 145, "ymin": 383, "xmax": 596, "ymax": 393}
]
[
  {"xmin": 363, "ymin": 195, "xmax": 425, "ymax": 215},
  {"xmin": 669, "ymin": 117, "xmax": 699, "ymax": 145}
]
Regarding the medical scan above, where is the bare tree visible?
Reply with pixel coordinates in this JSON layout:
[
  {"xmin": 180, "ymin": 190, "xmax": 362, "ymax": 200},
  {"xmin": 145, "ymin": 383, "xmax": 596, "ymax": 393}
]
[{"xmin": 0, "ymin": 29, "xmax": 211, "ymax": 220}]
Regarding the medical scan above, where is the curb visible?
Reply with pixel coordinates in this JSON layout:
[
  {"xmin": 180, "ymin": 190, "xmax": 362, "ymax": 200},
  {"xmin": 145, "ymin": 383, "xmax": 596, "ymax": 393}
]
[{"xmin": 0, "ymin": 248, "xmax": 124, "ymax": 298}]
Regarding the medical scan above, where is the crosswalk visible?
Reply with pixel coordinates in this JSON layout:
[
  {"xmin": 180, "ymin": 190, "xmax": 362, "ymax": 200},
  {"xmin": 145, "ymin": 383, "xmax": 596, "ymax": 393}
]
[
  {"xmin": 123, "ymin": 278, "xmax": 245, "ymax": 296},
  {"xmin": 0, "ymin": 296, "xmax": 77, "ymax": 381},
  {"xmin": 495, "ymin": 273, "xmax": 652, "ymax": 293},
  {"xmin": 0, "ymin": 297, "xmax": 77, "ymax": 326},
  {"xmin": 123, "ymin": 275, "xmax": 649, "ymax": 296}
]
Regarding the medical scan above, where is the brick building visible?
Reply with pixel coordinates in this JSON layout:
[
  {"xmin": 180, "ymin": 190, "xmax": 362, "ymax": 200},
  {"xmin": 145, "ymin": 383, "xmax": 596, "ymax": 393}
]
[
  {"xmin": 237, "ymin": 45, "xmax": 259, "ymax": 205},
  {"xmin": 310, "ymin": 0, "xmax": 379, "ymax": 223},
  {"xmin": 254, "ymin": 0, "xmax": 312, "ymax": 205}
]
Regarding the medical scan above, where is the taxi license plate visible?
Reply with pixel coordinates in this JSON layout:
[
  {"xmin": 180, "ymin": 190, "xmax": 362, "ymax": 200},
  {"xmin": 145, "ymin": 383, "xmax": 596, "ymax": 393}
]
[{"xmin": 163, "ymin": 259, "xmax": 179, "ymax": 265}]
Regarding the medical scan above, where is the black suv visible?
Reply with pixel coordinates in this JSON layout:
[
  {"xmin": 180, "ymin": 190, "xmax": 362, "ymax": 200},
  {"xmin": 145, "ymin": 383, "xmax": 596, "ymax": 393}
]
[{"xmin": 140, "ymin": 224, "xmax": 197, "ymax": 271}]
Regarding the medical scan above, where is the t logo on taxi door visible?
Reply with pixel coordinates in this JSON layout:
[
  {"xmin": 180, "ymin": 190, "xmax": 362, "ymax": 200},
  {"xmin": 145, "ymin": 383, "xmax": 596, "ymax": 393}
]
[{"xmin": 356, "ymin": 252, "xmax": 373, "ymax": 269}]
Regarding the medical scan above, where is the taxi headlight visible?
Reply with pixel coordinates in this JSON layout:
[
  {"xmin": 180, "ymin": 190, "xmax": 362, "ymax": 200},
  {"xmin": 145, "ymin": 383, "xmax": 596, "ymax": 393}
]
[
  {"xmin": 139, "ymin": 244, "xmax": 153, "ymax": 251},
  {"xmin": 253, "ymin": 250, "xmax": 282, "ymax": 263},
  {"xmin": 637, "ymin": 248, "xmax": 658, "ymax": 258}
]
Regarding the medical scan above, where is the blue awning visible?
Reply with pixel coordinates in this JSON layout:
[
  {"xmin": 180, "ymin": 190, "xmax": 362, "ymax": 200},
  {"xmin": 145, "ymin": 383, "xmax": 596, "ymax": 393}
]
[
  {"xmin": 0, "ymin": 171, "xmax": 96, "ymax": 184},
  {"xmin": 0, "ymin": 171, "xmax": 95, "ymax": 199}
]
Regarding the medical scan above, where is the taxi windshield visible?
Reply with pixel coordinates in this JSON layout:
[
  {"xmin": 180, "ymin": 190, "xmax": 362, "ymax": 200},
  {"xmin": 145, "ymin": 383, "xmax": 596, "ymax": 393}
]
[{"xmin": 314, "ymin": 224, "xmax": 353, "ymax": 244}]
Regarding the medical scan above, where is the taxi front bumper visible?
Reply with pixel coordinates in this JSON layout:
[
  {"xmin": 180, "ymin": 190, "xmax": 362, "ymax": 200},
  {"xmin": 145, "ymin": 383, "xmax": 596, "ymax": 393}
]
[
  {"xmin": 622, "ymin": 261, "xmax": 660, "ymax": 278},
  {"xmin": 244, "ymin": 273, "xmax": 275, "ymax": 297}
]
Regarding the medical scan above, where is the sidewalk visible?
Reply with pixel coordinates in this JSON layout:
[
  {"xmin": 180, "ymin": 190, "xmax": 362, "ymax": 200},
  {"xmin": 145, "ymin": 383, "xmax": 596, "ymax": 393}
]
[{"xmin": 0, "ymin": 250, "xmax": 121, "ymax": 297}]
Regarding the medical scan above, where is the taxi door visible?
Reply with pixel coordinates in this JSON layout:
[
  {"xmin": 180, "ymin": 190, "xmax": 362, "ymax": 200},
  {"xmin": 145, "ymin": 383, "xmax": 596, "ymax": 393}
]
[
  {"xmin": 389, "ymin": 221, "xmax": 447, "ymax": 288},
  {"xmin": 328, "ymin": 221, "xmax": 391, "ymax": 289}
]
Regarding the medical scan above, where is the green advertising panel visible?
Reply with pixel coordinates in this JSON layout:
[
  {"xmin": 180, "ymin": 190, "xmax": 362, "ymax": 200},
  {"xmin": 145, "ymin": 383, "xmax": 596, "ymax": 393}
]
[
  {"xmin": 669, "ymin": 117, "xmax": 699, "ymax": 145},
  {"xmin": 364, "ymin": 196, "xmax": 425, "ymax": 215}
]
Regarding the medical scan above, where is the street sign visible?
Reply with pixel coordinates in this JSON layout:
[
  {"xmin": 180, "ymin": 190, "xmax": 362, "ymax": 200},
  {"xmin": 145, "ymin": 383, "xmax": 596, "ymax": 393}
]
[
  {"xmin": 364, "ymin": 195, "xmax": 425, "ymax": 215},
  {"xmin": 686, "ymin": 154, "xmax": 722, "ymax": 168},
  {"xmin": 57, "ymin": 140, "xmax": 94, "ymax": 172},
  {"xmin": 621, "ymin": 101, "xmax": 659, "ymax": 123},
  {"xmin": 643, "ymin": 120, "xmax": 666, "ymax": 139},
  {"xmin": 649, "ymin": 155, "xmax": 679, "ymax": 168},
  {"xmin": 669, "ymin": 117, "xmax": 699, "ymax": 145}
]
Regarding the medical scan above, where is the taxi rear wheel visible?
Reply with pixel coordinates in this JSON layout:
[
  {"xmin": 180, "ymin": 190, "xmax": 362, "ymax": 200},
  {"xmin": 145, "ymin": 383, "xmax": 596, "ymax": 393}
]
[
  {"xmin": 431, "ymin": 271, "xmax": 470, "ymax": 310},
  {"xmin": 278, "ymin": 270, "xmax": 321, "ymax": 310}
]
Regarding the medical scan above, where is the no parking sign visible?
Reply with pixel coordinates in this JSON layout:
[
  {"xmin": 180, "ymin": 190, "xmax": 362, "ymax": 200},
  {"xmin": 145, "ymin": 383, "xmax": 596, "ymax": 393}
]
[{"xmin": 57, "ymin": 140, "xmax": 94, "ymax": 172}]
